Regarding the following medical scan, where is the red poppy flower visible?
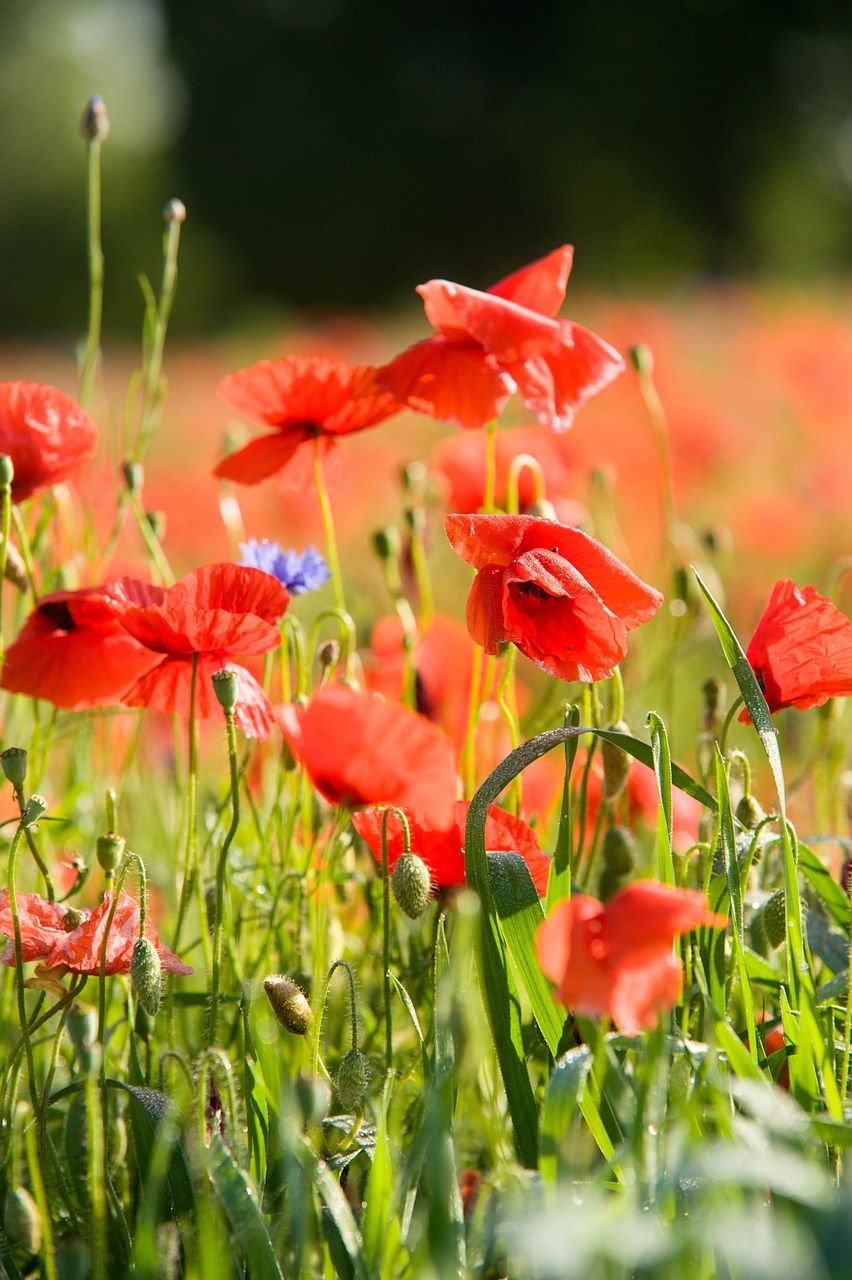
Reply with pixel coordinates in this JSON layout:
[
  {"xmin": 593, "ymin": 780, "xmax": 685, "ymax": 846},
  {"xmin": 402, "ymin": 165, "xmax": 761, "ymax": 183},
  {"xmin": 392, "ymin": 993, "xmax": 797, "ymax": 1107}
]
[
  {"xmin": 0, "ymin": 382, "xmax": 99, "ymax": 502},
  {"xmin": 215, "ymin": 356, "xmax": 400, "ymax": 489},
  {"xmin": 0, "ymin": 889, "xmax": 192, "ymax": 976},
  {"xmin": 352, "ymin": 799, "xmax": 550, "ymax": 893},
  {"xmin": 583, "ymin": 756, "xmax": 702, "ymax": 854},
  {"xmin": 372, "ymin": 246, "xmax": 624, "ymax": 431},
  {"xmin": 0, "ymin": 584, "xmax": 159, "ymax": 711},
  {"xmin": 445, "ymin": 512, "xmax": 663, "ymax": 682},
  {"xmin": 537, "ymin": 881, "xmax": 726, "ymax": 1033},
  {"xmin": 278, "ymin": 683, "xmax": 459, "ymax": 830},
  {"xmin": 364, "ymin": 613, "xmax": 473, "ymax": 750},
  {"xmin": 739, "ymin": 579, "xmax": 852, "ymax": 721},
  {"xmin": 104, "ymin": 564, "xmax": 289, "ymax": 738}
]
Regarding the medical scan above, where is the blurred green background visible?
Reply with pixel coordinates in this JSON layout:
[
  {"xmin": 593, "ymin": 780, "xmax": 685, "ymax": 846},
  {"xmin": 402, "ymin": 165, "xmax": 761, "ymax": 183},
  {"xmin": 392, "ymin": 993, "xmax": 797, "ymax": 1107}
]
[{"xmin": 4, "ymin": 0, "xmax": 852, "ymax": 337}]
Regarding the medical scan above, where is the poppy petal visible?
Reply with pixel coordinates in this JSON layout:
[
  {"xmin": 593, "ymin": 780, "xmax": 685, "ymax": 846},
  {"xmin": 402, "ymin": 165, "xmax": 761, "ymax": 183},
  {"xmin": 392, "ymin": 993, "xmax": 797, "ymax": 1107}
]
[
  {"xmin": 376, "ymin": 337, "xmax": 514, "ymax": 430},
  {"xmin": 743, "ymin": 579, "xmax": 852, "ymax": 716},
  {"xmin": 215, "ymin": 432, "xmax": 311, "ymax": 484},
  {"xmin": 486, "ymin": 245, "xmax": 574, "ymax": 317},
  {"xmin": 122, "ymin": 654, "xmax": 276, "ymax": 739},
  {"xmin": 507, "ymin": 322, "xmax": 626, "ymax": 433},
  {"xmin": 0, "ymin": 382, "xmax": 99, "ymax": 503}
]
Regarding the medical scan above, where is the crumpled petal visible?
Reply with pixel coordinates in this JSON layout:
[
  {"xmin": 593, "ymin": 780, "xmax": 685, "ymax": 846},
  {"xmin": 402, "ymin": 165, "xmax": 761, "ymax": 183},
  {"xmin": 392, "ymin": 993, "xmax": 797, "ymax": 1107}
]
[
  {"xmin": 44, "ymin": 890, "xmax": 192, "ymax": 975},
  {"xmin": 0, "ymin": 382, "xmax": 99, "ymax": 502},
  {"xmin": 375, "ymin": 337, "xmax": 514, "ymax": 430}
]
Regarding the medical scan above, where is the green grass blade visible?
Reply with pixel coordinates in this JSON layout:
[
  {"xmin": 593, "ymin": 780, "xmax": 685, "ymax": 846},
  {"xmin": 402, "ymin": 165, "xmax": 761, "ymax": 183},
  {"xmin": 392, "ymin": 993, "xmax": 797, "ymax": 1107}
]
[
  {"xmin": 647, "ymin": 711, "xmax": 675, "ymax": 886},
  {"xmin": 361, "ymin": 1078, "xmax": 413, "ymax": 1280},
  {"xmin": 207, "ymin": 1134, "xmax": 284, "ymax": 1280},
  {"xmin": 539, "ymin": 1046, "xmax": 592, "ymax": 1186}
]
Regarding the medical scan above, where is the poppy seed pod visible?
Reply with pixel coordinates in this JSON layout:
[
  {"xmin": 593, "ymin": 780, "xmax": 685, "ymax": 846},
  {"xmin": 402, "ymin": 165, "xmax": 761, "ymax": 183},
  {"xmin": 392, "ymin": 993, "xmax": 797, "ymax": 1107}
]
[
  {"xmin": 0, "ymin": 747, "xmax": 27, "ymax": 790},
  {"xmin": 735, "ymin": 793, "xmax": 765, "ymax": 831},
  {"xmin": 131, "ymin": 937, "xmax": 163, "ymax": 1016},
  {"xmin": 21, "ymin": 794, "xmax": 48, "ymax": 827},
  {"xmin": 335, "ymin": 1048, "xmax": 370, "ymax": 1112},
  {"xmin": 96, "ymin": 832, "xmax": 125, "ymax": 874},
  {"xmin": 211, "ymin": 668, "xmax": 240, "ymax": 714},
  {"xmin": 263, "ymin": 975, "xmax": 313, "ymax": 1036},
  {"xmin": 391, "ymin": 851, "xmax": 433, "ymax": 919}
]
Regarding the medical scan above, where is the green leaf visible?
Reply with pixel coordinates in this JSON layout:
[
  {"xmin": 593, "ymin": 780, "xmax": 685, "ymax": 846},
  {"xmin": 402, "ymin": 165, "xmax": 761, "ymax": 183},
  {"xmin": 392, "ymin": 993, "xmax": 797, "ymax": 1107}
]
[
  {"xmin": 489, "ymin": 851, "xmax": 566, "ymax": 1056},
  {"xmin": 389, "ymin": 974, "xmax": 430, "ymax": 1082},
  {"xmin": 315, "ymin": 1159, "xmax": 369, "ymax": 1280},
  {"xmin": 799, "ymin": 841, "xmax": 851, "ymax": 929},
  {"xmin": 647, "ymin": 712, "xmax": 674, "ymax": 885},
  {"xmin": 546, "ymin": 703, "xmax": 580, "ymax": 910},
  {"xmin": 361, "ymin": 1080, "xmax": 412, "ymax": 1280},
  {"xmin": 207, "ymin": 1134, "xmax": 284, "ymax": 1280},
  {"xmin": 107, "ymin": 1080, "xmax": 195, "ymax": 1221},
  {"xmin": 539, "ymin": 1046, "xmax": 592, "ymax": 1186}
]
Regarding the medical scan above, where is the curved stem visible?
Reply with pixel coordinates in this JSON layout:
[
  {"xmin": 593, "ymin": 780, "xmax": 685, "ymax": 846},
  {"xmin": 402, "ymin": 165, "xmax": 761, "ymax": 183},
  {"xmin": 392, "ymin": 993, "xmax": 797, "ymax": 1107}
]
[{"xmin": 312, "ymin": 439, "xmax": 344, "ymax": 610}]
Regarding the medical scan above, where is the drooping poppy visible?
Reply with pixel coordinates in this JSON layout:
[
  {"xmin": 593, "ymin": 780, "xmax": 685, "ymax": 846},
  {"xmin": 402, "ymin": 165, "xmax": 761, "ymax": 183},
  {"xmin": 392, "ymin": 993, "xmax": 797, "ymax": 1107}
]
[
  {"xmin": 0, "ymin": 584, "xmax": 160, "ymax": 711},
  {"xmin": 215, "ymin": 356, "xmax": 400, "ymax": 489},
  {"xmin": 352, "ymin": 799, "xmax": 550, "ymax": 893},
  {"xmin": 278, "ymin": 683, "xmax": 459, "ymax": 830},
  {"xmin": 445, "ymin": 512, "xmax": 663, "ymax": 682},
  {"xmin": 0, "ymin": 889, "xmax": 192, "ymax": 976},
  {"xmin": 372, "ymin": 246, "xmax": 624, "ymax": 432},
  {"xmin": 537, "ymin": 881, "xmax": 726, "ymax": 1033},
  {"xmin": 103, "ymin": 563, "xmax": 290, "ymax": 738},
  {"xmin": 739, "ymin": 579, "xmax": 852, "ymax": 721},
  {"xmin": 0, "ymin": 382, "xmax": 99, "ymax": 503}
]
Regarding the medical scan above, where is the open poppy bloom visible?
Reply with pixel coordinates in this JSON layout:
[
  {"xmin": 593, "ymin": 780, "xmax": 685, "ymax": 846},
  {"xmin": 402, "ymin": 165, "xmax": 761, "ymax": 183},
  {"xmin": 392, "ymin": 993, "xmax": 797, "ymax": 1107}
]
[
  {"xmin": 352, "ymin": 799, "xmax": 550, "ymax": 893},
  {"xmin": 740, "ymin": 579, "xmax": 852, "ymax": 721},
  {"xmin": 372, "ymin": 246, "xmax": 624, "ymax": 431},
  {"xmin": 537, "ymin": 881, "xmax": 726, "ymax": 1033},
  {"xmin": 215, "ymin": 356, "xmax": 400, "ymax": 489},
  {"xmin": 278, "ymin": 683, "xmax": 459, "ymax": 830},
  {"xmin": 103, "ymin": 563, "xmax": 290, "ymax": 738},
  {"xmin": 0, "ymin": 889, "xmax": 192, "ymax": 976},
  {"xmin": 0, "ymin": 382, "xmax": 99, "ymax": 502},
  {"xmin": 0, "ymin": 584, "xmax": 159, "ymax": 711},
  {"xmin": 445, "ymin": 512, "xmax": 663, "ymax": 682}
]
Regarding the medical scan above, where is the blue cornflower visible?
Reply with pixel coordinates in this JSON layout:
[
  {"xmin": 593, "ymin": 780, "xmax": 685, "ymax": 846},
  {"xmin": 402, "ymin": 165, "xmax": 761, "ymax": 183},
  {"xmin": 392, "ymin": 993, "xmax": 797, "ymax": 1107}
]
[{"xmin": 239, "ymin": 539, "xmax": 330, "ymax": 595}]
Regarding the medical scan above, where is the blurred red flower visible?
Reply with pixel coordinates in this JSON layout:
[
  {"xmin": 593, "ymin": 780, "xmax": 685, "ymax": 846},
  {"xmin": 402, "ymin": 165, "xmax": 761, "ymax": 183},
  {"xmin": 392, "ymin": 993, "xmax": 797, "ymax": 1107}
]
[
  {"xmin": 215, "ymin": 356, "xmax": 400, "ymax": 489},
  {"xmin": 0, "ymin": 889, "xmax": 192, "ymax": 975},
  {"xmin": 445, "ymin": 512, "xmax": 662, "ymax": 682},
  {"xmin": 352, "ymin": 799, "xmax": 550, "ymax": 893},
  {"xmin": 0, "ymin": 382, "xmax": 99, "ymax": 502},
  {"xmin": 104, "ymin": 564, "xmax": 289, "ymax": 738},
  {"xmin": 364, "ymin": 613, "xmax": 473, "ymax": 750},
  {"xmin": 278, "ymin": 683, "xmax": 459, "ymax": 830},
  {"xmin": 537, "ymin": 881, "xmax": 726, "ymax": 1033},
  {"xmin": 741, "ymin": 579, "xmax": 852, "ymax": 720},
  {"xmin": 373, "ymin": 246, "xmax": 624, "ymax": 431},
  {"xmin": 0, "ymin": 584, "xmax": 159, "ymax": 710},
  {"xmin": 583, "ymin": 755, "xmax": 703, "ymax": 854}
]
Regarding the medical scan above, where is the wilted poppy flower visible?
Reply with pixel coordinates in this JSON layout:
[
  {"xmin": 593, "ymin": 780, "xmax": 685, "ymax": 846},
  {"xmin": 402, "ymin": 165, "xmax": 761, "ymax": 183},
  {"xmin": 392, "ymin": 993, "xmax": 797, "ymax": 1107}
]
[
  {"xmin": 1, "ymin": 584, "xmax": 159, "ymax": 711},
  {"xmin": 104, "ymin": 563, "xmax": 289, "ymax": 738},
  {"xmin": 372, "ymin": 246, "xmax": 624, "ymax": 432},
  {"xmin": 0, "ymin": 889, "xmax": 192, "ymax": 976},
  {"xmin": 278, "ymin": 683, "xmax": 459, "ymax": 830},
  {"xmin": 215, "ymin": 356, "xmax": 400, "ymax": 489},
  {"xmin": 445, "ymin": 512, "xmax": 663, "ymax": 682},
  {"xmin": 0, "ymin": 382, "xmax": 99, "ymax": 502},
  {"xmin": 740, "ymin": 579, "xmax": 852, "ymax": 721},
  {"xmin": 352, "ymin": 799, "xmax": 550, "ymax": 893},
  {"xmin": 537, "ymin": 881, "xmax": 726, "ymax": 1033}
]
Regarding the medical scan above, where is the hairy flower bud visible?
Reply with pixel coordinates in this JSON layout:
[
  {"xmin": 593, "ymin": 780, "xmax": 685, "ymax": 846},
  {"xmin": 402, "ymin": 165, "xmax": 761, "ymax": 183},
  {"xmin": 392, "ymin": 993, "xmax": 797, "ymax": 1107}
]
[
  {"xmin": 391, "ymin": 851, "xmax": 433, "ymax": 919},
  {"xmin": 316, "ymin": 639, "xmax": 340, "ymax": 671},
  {"xmin": 372, "ymin": 526, "xmax": 401, "ymax": 562},
  {"xmin": 735, "ymin": 793, "xmax": 765, "ymax": 831},
  {"xmin": 0, "ymin": 454, "xmax": 14, "ymax": 489},
  {"xmin": 335, "ymin": 1048, "xmax": 370, "ymax": 1112},
  {"xmin": 598, "ymin": 826, "xmax": 638, "ymax": 901},
  {"xmin": 263, "ymin": 974, "xmax": 313, "ymax": 1036},
  {"xmin": 131, "ymin": 937, "xmax": 163, "ymax": 1017},
  {"xmin": 762, "ymin": 889, "xmax": 787, "ymax": 950},
  {"xmin": 628, "ymin": 343, "xmax": 654, "ymax": 377},
  {"xmin": 524, "ymin": 497, "xmax": 559, "ymax": 521}
]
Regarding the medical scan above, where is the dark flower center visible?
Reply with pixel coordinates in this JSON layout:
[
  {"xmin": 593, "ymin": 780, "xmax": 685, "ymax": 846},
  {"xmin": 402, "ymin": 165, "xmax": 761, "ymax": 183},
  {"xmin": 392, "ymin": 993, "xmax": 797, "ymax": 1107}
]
[{"xmin": 39, "ymin": 602, "xmax": 76, "ymax": 632}]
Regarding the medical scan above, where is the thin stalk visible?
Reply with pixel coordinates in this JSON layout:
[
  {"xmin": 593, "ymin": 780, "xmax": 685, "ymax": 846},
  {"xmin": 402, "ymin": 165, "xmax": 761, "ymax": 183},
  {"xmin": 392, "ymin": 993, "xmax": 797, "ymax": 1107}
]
[
  {"xmin": 381, "ymin": 810, "xmax": 393, "ymax": 1072},
  {"xmin": 172, "ymin": 654, "xmax": 200, "ymax": 952},
  {"xmin": 6, "ymin": 821, "xmax": 39, "ymax": 1116},
  {"xmin": 79, "ymin": 133, "xmax": 105, "ymax": 411},
  {"xmin": 133, "ymin": 209, "xmax": 185, "ymax": 463},
  {"xmin": 719, "ymin": 696, "xmax": 745, "ymax": 757},
  {"xmin": 483, "ymin": 418, "xmax": 498, "ymax": 513},
  {"xmin": 208, "ymin": 707, "xmax": 240, "ymax": 1048},
  {"xmin": 0, "ymin": 461, "xmax": 11, "ymax": 659},
  {"xmin": 313, "ymin": 438, "xmax": 344, "ymax": 610},
  {"xmin": 496, "ymin": 648, "xmax": 521, "ymax": 815}
]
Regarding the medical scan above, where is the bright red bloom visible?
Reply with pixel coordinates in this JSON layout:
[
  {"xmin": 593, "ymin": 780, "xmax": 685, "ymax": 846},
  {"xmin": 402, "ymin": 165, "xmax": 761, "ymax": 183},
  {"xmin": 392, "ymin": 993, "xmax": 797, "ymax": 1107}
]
[
  {"xmin": 0, "ymin": 382, "xmax": 99, "ymax": 502},
  {"xmin": 215, "ymin": 356, "xmax": 400, "ymax": 488},
  {"xmin": 352, "ymin": 799, "xmax": 550, "ymax": 893},
  {"xmin": 104, "ymin": 564, "xmax": 289, "ymax": 738},
  {"xmin": 537, "ymin": 881, "xmax": 726, "ymax": 1033},
  {"xmin": 373, "ymin": 247, "xmax": 624, "ymax": 431},
  {"xmin": 278, "ymin": 683, "xmax": 459, "ymax": 830},
  {"xmin": 740, "ymin": 579, "xmax": 852, "ymax": 721},
  {"xmin": 0, "ymin": 584, "xmax": 159, "ymax": 711},
  {"xmin": 0, "ymin": 889, "xmax": 192, "ymax": 976},
  {"xmin": 364, "ymin": 613, "xmax": 473, "ymax": 750},
  {"xmin": 445, "ymin": 512, "xmax": 663, "ymax": 682}
]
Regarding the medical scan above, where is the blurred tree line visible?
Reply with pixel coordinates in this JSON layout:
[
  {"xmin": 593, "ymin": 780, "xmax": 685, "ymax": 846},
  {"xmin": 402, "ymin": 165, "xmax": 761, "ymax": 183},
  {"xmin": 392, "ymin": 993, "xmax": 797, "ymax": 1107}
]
[{"xmin": 3, "ymin": 0, "xmax": 852, "ymax": 338}]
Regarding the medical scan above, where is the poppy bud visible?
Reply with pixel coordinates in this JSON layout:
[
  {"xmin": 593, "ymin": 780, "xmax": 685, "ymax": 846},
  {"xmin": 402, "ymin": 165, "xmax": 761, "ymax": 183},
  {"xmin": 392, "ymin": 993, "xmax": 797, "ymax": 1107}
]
[
  {"xmin": 391, "ymin": 851, "xmax": 433, "ymax": 919},
  {"xmin": 402, "ymin": 460, "xmax": 426, "ymax": 494},
  {"xmin": 524, "ymin": 498, "xmax": 559, "ymax": 522},
  {"xmin": 80, "ymin": 94, "xmax": 109, "ymax": 142},
  {"xmin": 628, "ymin": 344, "xmax": 654, "ymax": 377},
  {"xmin": 122, "ymin": 460, "xmax": 144, "ymax": 494},
  {"xmin": 211, "ymin": 668, "xmax": 239, "ymax": 714},
  {"xmin": 0, "ymin": 454, "xmax": 14, "ymax": 488},
  {"xmin": 842, "ymin": 857, "xmax": 852, "ymax": 895},
  {"xmin": 67, "ymin": 1001, "xmax": 98, "ymax": 1071},
  {"xmin": 598, "ymin": 826, "xmax": 638, "ymax": 902},
  {"xmin": 335, "ymin": 1048, "xmax": 370, "ymax": 1112},
  {"xmin": 131, "ymin": 937, "xmax": 163, "ymax": 1017},
  {"xmin": 4, "ymin": 1186, "xmax": 41, "ymax": 1256},
  {"xmin": 21, "ymin": 794, "xmax": 47, "ymax": 827},
  {"xmin": 64, "ymin": 1091, "xmax": 90, "ymax": 1189},
  {"xmin": 263, "ymin": 974, "xmax": 313, "ymax": 1036},
  {"xmin": 146, "ymin": 510, "xmax": 167, "ymax": 541},
  {"xmin": 702, "ymin": 678, "xmax": 726, "ymax": 733},
  {"xmin": 735, "ymin": 793, "xmax": 765, "ymax": 831},
  {"xmin": 372, "ymin": 527, "xmax": 401, "ymax": 562},
  {"xmin": 0, "ymin": 747, "xmax": 27, "ymax": 790},
  {"xmin": 96, "ymin": 832, "xmax": 125, "ymax": 874},
  {"xmin": 317, "ymin": 639, "xmax": 340, "ymax": 671},
  {"xmin": 163, "ymin": 198, "xmax": 186, "ymax": 224},
  {"xmin": 601, "ymin": 722, "xmax": 631, "ymax": 803},
  {"xmin": 762, "ymin": 889, "xmax": 787, "ymax": 950}
]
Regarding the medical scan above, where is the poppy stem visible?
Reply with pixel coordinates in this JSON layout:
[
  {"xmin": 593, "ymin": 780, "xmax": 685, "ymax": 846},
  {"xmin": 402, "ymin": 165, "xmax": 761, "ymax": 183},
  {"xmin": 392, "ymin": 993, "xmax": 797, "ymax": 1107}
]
[
  {"xmin": 173, "ymin": 654, "xmax": 200, "ymax": 955},
  {"xmin": 381, "ymin": 809, "xmax": 393, "ymax": 1072},
  {"xmin": 496, "ymin": 648, "xmax": 522, "ymax": 816},
  {"xmin": 312, "ymin": 439, "xmax": 345, "ymax": 611},
  {"xmin": 0, "ymin": 457, "xmax": 11, "ymax": 659},
  {"xmin": 630, "ymin": 346, "xmax": 677, "ymax": 581},
  {"xmin": 311, "ymin": 959, "xmax": 358, "ymax": 1079},
  {"xmin": 718, "ymin": 695, "xmax": 744, "ymax": 757},
  {"xmin": 6, "ymin": 821, "xmax": 40, "ymax": 1121},
  {"xmin": 208, "ymin": 707, "xmax": 240, "ymax": 1049},
  {"xmin": 483, "ymin": 419, "xmax": 498, "ymax": 513},
  {"xmin": 79, "ymin": 130, "xmax": 104, "ymax": 412}
]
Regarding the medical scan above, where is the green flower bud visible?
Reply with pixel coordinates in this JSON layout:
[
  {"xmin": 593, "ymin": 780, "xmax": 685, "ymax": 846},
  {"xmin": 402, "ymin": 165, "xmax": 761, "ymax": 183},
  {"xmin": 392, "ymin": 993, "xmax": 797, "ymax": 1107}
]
[
  {"xmin": 80, "ymin": 95, "xmax": 109, "ymax": 142},
  {"xmin": 121, "ymin": 460, "xmax": 144, "ymax": 494},
  {"xmin": 524, "ymin": 498, "xmax": 559, "ymax": 521},
  {"xmin": 335, "ymin": 1048, "xmax": 370, "ymax": 1112},
  {"xmin": 391, "ymin": 852, "xmax": 433, "ymax": 920},
  {"xmin": 131, "ymin": 937, "xmax": 163, "ymax": 1017},
  {"xmin": 0, "ymin": 454, "xmax": 14, "ymax": 489},
  {"xmin": 211, "ymin": 668, "xmax": 239, "ymax": 714},
  {"xmin": 602, "ymin": 826, "xmax": 638, "ymax": 876},
  {"xmin": 762, "ymin": 889, "xmax": 787, "ymax": 950},
  {"xmin": 263, "ymin": 974, "xmax": 313, "ymax": 1036},
  {"xmin": 735, "ymin": 793, "xmax": 765, "ymax": 831},
  {"xmin": 372, "ymin": 527, "xmax": 401, "ymax": 561},
  {"xmin": 163, "ymin": 198, "xmax": 186, "ymax": 223},
  {"xmin": 316, "ymin": 639, "xmax": 340, "ymax": 671},
  {"xmin": 146, "ymin": 510, "xmax": 167, "ymax": 541},
  {"xmin": 96, "ymin": 832, "xmax": 125, "ymax": 873},
  {"xmin": 0, "ymin": 747, "xmax": 27, "ymax": 790},
  {"xmin": 4, "ymin": 1186, "xmax": 41, "ymax": 1256},
  {"xmin": 628, "ymin": 343, "xmax": 654, "ymax": 377}
]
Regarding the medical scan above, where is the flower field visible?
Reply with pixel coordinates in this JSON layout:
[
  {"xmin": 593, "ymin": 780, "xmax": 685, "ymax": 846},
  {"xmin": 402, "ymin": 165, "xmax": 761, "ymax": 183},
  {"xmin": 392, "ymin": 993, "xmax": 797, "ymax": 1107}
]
[{"xmin": 5, "ymin": 111, "xmax": 852, "ymax": 1279}]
